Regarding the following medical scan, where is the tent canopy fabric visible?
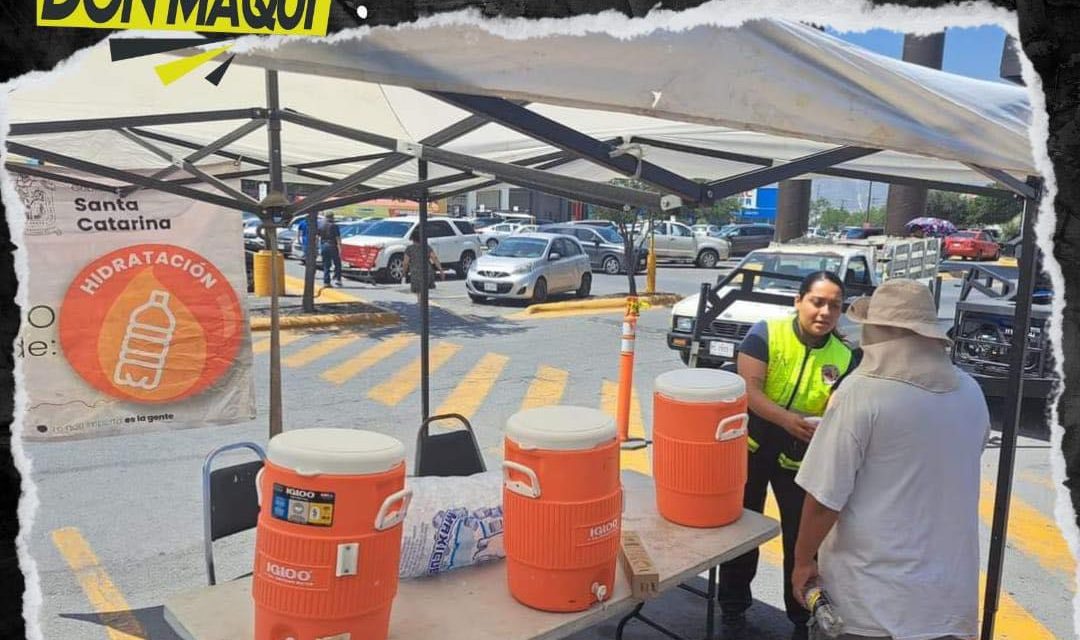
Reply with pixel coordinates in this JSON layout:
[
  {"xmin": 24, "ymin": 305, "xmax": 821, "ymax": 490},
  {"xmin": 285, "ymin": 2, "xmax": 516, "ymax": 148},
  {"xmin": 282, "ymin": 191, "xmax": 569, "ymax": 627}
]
[{"xmin": 4, "ymin": 19, "xmax": 1035, "ymax": 203}]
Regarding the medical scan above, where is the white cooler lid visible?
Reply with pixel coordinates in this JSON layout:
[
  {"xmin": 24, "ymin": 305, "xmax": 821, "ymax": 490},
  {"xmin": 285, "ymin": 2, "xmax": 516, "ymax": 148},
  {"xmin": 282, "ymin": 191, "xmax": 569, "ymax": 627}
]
[
  {"xmin": 655, "ymin": 368, "xmax": 746, "ymax": 404},
  {"xmin": 268, "ymin": 428, "xmax": 405, "ymax": 476},
  {"xmin": 506, "ymin": 406, "xmax": 616, "ymax": 451}
]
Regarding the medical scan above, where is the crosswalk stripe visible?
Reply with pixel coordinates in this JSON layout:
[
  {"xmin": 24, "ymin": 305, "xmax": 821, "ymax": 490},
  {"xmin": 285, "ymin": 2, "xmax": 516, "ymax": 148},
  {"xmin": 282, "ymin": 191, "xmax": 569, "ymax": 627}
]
[
  {"xmin": 761, "ymin": 491, "xmax": 784, "ymax": 565},
  {"xmin": 368, "ymin": 342, "xmax": 462, "ymax": 406},
  {"xmin": 520, "ymin": 365, "xmax": 569, "ymax": 410},
  {"xmin": 435, "ymin": 353, "xmax": 510, "ymax": 420},
  {"xmin": 320, "ymin": 335, "xmax": 412, "ymax": 385},
  {"xmin": 601, "ymin": 380, "xmax": 650, "ymax": 475},
  {"xmin": 251, "ymin": 330, "xmax": 306, "ymax": 355},
  {"xmin": 979, "ymin": 480, "xmax": 1075, "ymax": 583},
  {"xmin": 51, "ymin": 527, "xmax": 145, "ymax": 640},
  {"xmin": 282, "ymin": 334, "xmax": 361, "ymax": 368},
  {"xmin": 979, "ymin": 574, "xmax": 1057, "ymax": 639}
]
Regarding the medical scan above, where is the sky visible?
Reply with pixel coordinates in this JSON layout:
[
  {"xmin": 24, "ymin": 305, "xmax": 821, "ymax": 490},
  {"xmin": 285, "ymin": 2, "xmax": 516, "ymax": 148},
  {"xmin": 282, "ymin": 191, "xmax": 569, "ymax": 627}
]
[{"xmin": 828, "ymin": 25, "xmax": 1010, "ymax": 83}]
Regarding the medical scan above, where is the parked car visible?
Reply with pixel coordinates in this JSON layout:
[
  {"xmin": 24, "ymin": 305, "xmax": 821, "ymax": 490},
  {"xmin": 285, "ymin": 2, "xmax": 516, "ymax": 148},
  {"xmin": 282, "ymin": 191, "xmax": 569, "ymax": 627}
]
[
  {"xmin": 469, "ymin": 216, "xmax": 503, "ymax": 230},
  {"xmin": 692, "ymin": 224, "xmax": 722, "ymax": 237},
  {"xmin": 340, "ymin": 217, "xmax": 481, "ymax": 282},
  {"xmin": 568, "ymin": 219, "xmax": 619, "ymax": 230},
  {"xmin": 297, "ymin": 219, "xmax": 376, "ymax": 267},
  {"xmin": 641, "ymin": 220, "xmax": 731, "ymax": 267},
  {"xmin": 544, "ymin": 224, "xmax": 648, "ymax": 274},
  {"xmin": 948, "ymin": 262, "xmax": 1054, "ymax": 397},
  {"xmin": 944, "ymin": 230, "xmax": 1001, "ymax": 261},
  {"xmin": 840, "ymin": 226, "xmax": 885, "ymax": 240},
  {"xmin": 478, "ymin": 222, "xmax": 524, "ymax": 250},
  {"xmin": 716, "ymin": 223, "xmax": 775, "ymax": 256},
  {"xmin": 465, "ymin": 233, "xmax": 592, "ymax": 304}
]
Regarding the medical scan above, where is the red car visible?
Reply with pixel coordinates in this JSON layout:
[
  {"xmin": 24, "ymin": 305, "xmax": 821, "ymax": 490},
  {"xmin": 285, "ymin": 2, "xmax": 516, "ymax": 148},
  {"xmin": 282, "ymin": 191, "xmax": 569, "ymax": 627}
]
[{"xmin": 944, "ymin": 230, "xmax": 1000, "ymax": 261}]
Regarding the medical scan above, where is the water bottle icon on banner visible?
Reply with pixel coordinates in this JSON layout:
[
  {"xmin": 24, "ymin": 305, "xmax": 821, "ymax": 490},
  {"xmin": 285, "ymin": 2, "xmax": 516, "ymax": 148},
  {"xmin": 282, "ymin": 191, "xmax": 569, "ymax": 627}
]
[{"xmin": 113, "ymin": 290, "xmax": 177, "ymax": 391}]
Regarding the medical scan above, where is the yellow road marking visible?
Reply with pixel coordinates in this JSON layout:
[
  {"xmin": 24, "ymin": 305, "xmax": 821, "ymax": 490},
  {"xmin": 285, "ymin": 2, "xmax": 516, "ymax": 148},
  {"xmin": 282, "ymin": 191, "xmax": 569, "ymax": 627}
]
[
  {"xmin": 507, "ymin": 307, "xmax": 669, "ymax": 321},
  {"xmin": 520, "ymin": 365, "xmax": 569, "ymax": 410},
  {"xmin": 979, "ymin": 573, "xmax": 1057, "ymax": 640},
  {"xmin": 320, "ymin": 334, "xmax": 412, "ymax": 385},
  {"xmin": 283, "ymin": 274, "xmax": 364, "ymax": 303},
  {"xmin": 601, "ymin": 380, "xmax": 650, "ymax": 476},
  {"xmin": 761, "ymin": 491, "xmax": 784, "ymax": 565},
  {"xmin": 368, "ymin": 342, "xmax": 461, "ymax": 406},
  {"xmin": 282, "ymin": 334, "xmax": 361, "ymax": 368},
  {"xmin": 51, "ymin": 527, "xmax": 145, "ymax": 640},
  {"xmin": 979, "ymin": 481, "xmax": 1075, "ymax": 584},
  {"xmin": 251, "ymin": 330, "xmax": 307, "ymax": 355},
  {"xmin": 435, "ymin": 353, "xmax": 510, "ymax": 421}
]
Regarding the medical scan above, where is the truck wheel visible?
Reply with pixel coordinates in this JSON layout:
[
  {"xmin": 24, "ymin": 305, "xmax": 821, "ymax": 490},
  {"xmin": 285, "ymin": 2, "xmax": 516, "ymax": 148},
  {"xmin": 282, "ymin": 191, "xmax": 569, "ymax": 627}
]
[
  {"xmin": 457, "ymin": 251, "xmax": 476, "ymax": 278},
  {"xmin": 697, "ymin": 249, "xmax": 719, "ymax": 269},
  {"xmin": 602, "ymin": 255, "xmax": 621, "ymax": 275},
  {"xmin": 469, "ymin": 293, "xmax": 486, "ymax": 304},
  {"xmin": 486, "ymin": 238, "xmax": 499, "ymax": 250},
  {"xmin": 384, "ymin": 254, "xmax": 405, "ymax": 283}
]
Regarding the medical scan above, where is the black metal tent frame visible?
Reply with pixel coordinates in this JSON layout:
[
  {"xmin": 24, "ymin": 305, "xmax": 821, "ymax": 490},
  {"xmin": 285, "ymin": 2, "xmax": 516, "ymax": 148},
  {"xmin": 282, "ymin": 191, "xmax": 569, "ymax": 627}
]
[{"xmin": 3, "ymin": 70, "xmax": 1041, "ymax": 638}]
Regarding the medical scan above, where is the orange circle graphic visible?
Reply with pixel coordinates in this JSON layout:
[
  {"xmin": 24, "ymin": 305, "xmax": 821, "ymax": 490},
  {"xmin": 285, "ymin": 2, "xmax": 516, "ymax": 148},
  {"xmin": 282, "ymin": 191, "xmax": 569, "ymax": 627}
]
[{"xmin": 60, "ymin": 244, "xmax": 244, "ymax": 404}]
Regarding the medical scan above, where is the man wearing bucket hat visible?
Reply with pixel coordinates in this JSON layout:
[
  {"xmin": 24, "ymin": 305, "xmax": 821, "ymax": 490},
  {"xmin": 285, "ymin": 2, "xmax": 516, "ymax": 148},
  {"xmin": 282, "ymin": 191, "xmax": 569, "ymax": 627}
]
[{"xmin": 792, "ymin": 279, "xmax": 990, "ymax": 640}]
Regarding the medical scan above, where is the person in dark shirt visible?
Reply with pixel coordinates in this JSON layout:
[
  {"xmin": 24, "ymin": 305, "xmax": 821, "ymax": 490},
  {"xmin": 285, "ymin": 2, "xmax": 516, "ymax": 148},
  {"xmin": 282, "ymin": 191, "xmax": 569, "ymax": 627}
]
[
  {"xmin": 318, "ymin": 212, "xmax": 343, "ymax": 287},
  {"xmin": 718, "ymin": 271, "xmax": 857, "ymax": 640}
]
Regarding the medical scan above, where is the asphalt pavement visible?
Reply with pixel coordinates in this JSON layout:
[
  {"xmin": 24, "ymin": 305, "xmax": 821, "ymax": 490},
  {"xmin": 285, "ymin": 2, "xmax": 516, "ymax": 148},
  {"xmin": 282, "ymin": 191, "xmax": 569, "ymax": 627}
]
[{"xmin": 21, "ymin": 260, "xmax": 1072, "ymax": 640}]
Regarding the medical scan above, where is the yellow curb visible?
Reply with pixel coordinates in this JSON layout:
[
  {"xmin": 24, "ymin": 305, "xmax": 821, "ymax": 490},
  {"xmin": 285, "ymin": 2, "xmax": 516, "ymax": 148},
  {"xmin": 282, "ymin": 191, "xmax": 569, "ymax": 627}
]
[
  {"xmin": 997, "ymin": 257, "xmax": 1018, "ymax": 267},
  {"xmin": 524, "ymin": 294, "xmax": 681, "ymax": 315},
  {"xmin": 250, "ymin": 311, "xmax": 399, "ymax": 332}
]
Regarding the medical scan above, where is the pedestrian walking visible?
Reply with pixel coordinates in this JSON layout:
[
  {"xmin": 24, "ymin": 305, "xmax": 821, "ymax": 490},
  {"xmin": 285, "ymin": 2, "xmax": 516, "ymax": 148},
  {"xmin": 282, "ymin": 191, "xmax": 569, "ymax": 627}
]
[
  {"xmin": 402, "ymin": 228, "xmax": 444, "ymax": 297},
  {"xmin": 319, "ymin": 212, "xmax": 343, "ymax": 287},
  {"xmin": 792, "ymin": 279, "xmax": 990, "ymax": 640},
  {"xmin": 718, "ymin": 271, "xmax": 858, "ymax": 640}
]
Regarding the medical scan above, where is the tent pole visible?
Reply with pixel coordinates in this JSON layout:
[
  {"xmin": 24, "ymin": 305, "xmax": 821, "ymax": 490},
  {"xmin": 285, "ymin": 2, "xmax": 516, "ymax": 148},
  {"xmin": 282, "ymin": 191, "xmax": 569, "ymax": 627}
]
[
  {"xmin": 980, "ymin": 176, "xmax": 1042, "ymax": 640},
  {"xmin": 265, "ymin": 69, "xmax": 285, "ymax": 439},
  {"xmin": 418, "ymin": 160, "xmax": 430, "ymax": 422}
]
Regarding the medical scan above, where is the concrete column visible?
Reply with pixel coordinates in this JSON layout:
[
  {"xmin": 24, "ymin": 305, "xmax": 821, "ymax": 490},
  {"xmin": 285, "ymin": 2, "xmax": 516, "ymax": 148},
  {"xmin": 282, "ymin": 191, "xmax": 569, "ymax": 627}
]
[
  {"xmin": 885, "ymin": 31, "xmax": 946, "ymax": 236},
  {"xmin": 500, "ymin": 187, "xmax": 511, "ymax": 210},
  {"xmin": 466, "ymin": 191, "xmax": 477, "ymax": 215},
  {"xmin": 1000, "ymin": 35, "xmax": 1024, "ymax": 85},
  {"xmin": 775, "ymin": 180, "xmax": 811, "ymax": 242}
]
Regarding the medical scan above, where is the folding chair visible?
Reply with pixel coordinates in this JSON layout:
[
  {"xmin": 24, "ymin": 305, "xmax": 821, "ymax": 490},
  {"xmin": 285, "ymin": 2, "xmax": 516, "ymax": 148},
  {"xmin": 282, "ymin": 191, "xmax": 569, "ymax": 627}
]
[
  {"xmin": 202, "ymin": 442, "xmax": 266, "ymax": 586},
  {"xmin": 414, "ymin": 413, "xmax": 486, "ymax": 478}
]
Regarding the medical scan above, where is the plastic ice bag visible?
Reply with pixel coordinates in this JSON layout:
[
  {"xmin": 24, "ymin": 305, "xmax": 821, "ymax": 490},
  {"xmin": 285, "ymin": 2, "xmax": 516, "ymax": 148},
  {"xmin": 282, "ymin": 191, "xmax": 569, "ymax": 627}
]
[{"xmin": 398, "ymin": 470, "xmax": 505, "ymax": 579}]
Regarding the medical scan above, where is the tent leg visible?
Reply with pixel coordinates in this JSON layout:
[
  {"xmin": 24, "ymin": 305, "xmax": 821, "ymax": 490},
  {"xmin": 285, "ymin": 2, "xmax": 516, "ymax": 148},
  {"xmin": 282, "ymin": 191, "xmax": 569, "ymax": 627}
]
[
  {"xmin": 980, "ymin": 179, "xmax": 1042, "ymax": 640},
  {"xmin": 266, "ymin": 69, "xmax": 285, "ymax": 439},
  {"xmin": 418, "ymin": 160, "xmax": 430, "ymax": 423}
]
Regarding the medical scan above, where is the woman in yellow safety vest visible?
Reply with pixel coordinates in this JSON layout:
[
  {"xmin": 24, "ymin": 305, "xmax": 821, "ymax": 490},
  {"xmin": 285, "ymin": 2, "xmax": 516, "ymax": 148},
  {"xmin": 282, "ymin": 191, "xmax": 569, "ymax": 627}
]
[{"xmin": 718, "ymin": 270, "xmax": 857, "ymax": 640}]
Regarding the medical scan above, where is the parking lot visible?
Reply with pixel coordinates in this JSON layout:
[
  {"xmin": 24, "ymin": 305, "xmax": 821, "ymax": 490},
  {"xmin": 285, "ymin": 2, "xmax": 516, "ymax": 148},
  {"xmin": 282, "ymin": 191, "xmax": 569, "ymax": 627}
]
[{"xmin": 24, "ymin": 259, "xmax": 1070, "ymax": 640}]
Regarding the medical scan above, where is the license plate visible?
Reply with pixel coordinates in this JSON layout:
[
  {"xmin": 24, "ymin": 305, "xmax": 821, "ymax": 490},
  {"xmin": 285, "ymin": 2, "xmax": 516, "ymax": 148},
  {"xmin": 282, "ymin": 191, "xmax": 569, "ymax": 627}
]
[
  {"xmin": 483, "ymin": 282, "xmax": 499, "ymax": 292},
  {"xmin": 708, "ymin": 341, "xmax": 735, "ymax": 358}
]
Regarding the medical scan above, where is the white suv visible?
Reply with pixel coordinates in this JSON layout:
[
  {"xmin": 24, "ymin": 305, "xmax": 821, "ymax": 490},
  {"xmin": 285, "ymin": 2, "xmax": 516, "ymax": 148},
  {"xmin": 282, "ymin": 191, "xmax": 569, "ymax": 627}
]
[{"xmin": 340, "ymin": 217, "xmax": 481, "ymax": 283}]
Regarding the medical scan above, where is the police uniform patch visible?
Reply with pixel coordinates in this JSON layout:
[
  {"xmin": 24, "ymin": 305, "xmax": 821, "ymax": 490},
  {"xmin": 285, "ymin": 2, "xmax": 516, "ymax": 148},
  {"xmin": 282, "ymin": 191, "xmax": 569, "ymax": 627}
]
[{"xmin": 821, "ymin": 364, "xmax": 841, "ymax": 386}]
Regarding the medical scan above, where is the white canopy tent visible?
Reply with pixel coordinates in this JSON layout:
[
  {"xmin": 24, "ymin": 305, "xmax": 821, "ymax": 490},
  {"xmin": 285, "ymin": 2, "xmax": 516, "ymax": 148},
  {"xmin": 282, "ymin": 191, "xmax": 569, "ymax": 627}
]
[
  {"xmin": 2, "ymin": 20, "xmax": 1043, "ymax": 640},
  {"xmin": 4, "ymin": 20, "xmax": 1034, "ymax": 199}
]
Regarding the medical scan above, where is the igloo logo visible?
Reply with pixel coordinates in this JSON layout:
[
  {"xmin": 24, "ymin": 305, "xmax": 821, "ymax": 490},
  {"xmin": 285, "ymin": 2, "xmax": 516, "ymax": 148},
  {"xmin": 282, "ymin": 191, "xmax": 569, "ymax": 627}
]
[
  {"xmin": 587, "ymin": 517, "xmax": 620, "ymax": 541},
  {"xmin": 265, "ymin": 561, "xmax": 313, "ymax": 584}
]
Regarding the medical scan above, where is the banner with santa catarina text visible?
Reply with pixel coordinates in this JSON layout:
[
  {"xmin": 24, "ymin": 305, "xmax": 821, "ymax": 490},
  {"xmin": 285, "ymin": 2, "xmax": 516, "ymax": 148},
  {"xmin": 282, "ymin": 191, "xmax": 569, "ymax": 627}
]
[{"xmin": 13, "ymin": 173, "xmax": 256, "ymax": 441}]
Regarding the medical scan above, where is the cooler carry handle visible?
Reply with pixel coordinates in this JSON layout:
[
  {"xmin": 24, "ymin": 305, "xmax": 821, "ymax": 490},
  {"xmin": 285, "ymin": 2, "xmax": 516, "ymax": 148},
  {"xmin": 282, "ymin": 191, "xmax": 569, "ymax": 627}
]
[
  {"xmin": 374, "ymin": 489, "xmax": 413, "ymax": 531},
  {"xmin": 255, "ymin": 467, "xmax": 264, "ymax": 507},
  {"xmin": 715, "ymin": 413, "xmax": 749, "ymax": 442},
  {"xmin": 502, "ymin": 461, "xmax": 541, "ymax": 499}
]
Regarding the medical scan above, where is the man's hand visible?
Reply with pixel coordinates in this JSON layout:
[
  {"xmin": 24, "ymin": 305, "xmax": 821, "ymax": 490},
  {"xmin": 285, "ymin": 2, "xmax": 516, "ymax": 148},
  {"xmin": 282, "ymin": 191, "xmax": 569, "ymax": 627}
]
[
  {"xmin": 783, "ymin": 413, "xmax": 817, "ymax": 443},
  {"xmin": 791, "ymin": 558, "xmax": 819, "ymax": 609}
]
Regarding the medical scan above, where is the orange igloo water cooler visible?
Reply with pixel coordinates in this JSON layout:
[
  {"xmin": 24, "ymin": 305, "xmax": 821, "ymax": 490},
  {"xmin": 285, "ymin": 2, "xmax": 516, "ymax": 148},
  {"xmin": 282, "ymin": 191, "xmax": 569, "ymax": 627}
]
[
  {"xmin": 502, "ymin": 406, "xmax": 622, "ymax": 612},
  {"xmin": 652, "ymin": 368, "xmax": 749, "ymax": 527},
  {"xmin": 253, "ymin": 429, "xmax": 411, "ymax": 640}
]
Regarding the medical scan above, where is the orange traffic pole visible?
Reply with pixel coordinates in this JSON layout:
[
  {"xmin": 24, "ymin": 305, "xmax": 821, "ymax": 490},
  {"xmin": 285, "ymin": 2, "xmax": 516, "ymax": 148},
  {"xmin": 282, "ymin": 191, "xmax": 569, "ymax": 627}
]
[{"xmin": 616, "ymin": 296, "xmax": 639, "ymax": 443}]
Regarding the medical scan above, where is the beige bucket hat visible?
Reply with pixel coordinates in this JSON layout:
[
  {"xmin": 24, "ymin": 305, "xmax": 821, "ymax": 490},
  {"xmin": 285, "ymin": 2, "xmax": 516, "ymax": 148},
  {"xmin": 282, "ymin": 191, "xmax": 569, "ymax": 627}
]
[{"xmin": 846, "ymin": 278, "xmax": 950, "ymax": 342}]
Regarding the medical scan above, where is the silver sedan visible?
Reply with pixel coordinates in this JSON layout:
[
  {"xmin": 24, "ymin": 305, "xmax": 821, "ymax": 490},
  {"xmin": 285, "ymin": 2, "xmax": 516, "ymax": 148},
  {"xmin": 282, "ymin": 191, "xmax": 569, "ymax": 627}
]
[{"xmin": 466, "ymin": 233, "xmax": 592, "ymax": 304}]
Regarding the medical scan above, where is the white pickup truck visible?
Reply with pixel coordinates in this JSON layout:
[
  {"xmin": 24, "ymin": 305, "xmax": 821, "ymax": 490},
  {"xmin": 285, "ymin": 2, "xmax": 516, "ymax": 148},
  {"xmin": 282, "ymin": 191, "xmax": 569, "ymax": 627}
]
[
  {"xmin": 666, "ymin": 238, "xmax": 940, "ymax": 367},
  {"xmin": 340, "ymin": 216, "xmax": 482, "ymax": 283}
]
